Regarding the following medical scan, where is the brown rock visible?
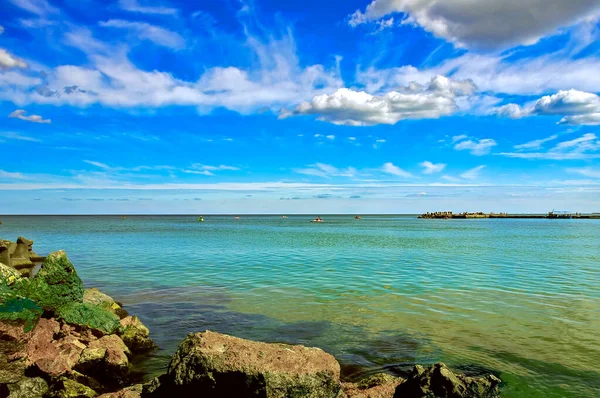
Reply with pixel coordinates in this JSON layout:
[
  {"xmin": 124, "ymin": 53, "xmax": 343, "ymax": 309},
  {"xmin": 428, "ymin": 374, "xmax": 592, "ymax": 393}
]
[
  {"xmin": 84, "ymin": 334, "xmax": 131, "ymax": 386},
  {"xmin": 119, "ymin": 316, "xmax": 155, "ymax": 353},
  {"xmin": 343, "ymin": 373, "xmax": 404, "ymax": 398},
  {"xmin": 156, "ymin": 330, "xmax": 342, "ymax": 397},
  {"xmin": 0, "ymin": 321, "xmax": 30, "ymax": 384},
  {"xmin": 97, "ymin": 384, "xmax": 143, "ymax": 398},
  {"xmin": 45, "ymin": 377, "xmax": 98, "ymax": 398}
]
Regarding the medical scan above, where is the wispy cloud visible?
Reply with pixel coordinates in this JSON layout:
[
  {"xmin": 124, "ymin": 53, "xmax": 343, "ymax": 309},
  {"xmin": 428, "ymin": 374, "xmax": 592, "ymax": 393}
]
[
  {"xmin": 8, "ymin": 0, "xmax": 59, "ymax": 16},
  {"xmin": 0, "ymin": 169, "xmax": 28, "ymax": 180},
  {"xmin": 514, "ymin": 134, "xmax": 559, "ymax": 150},
  {"xmin": 381, "ymin": 162, "xmax": 412, "ymax": 178},
  {"xmin": 99, "ymin": 20, "xmax": 185, "ymax": 49},
  {"xmin": 0, "ymin": 49, "xmax": 28, "ymax": 70},
  {"xmin": 0, "ymin": 131, "xmax": 41, "ymax": 142},
  {"xmin": 8, "ymin": 109, "xmax": 51, "ymax": 123},
  {"xmin": 499, "ymin": 133, "xmax": 600, "ymax": 160},
  {"xmin": 567, "ymin": 167, "xmax": 600, "ymax": 179},
  {"xmin": 420, "ymin": 161, "xmax": 446, "ymax": 174},
  {"xmin": 460, "ymin": 165, "xmax": 486, "ymax": 180},
  {"xmin": 118, "ymin": 0, "xmax": 178, "ymax": 15},
  {"xmin": 295, "ymin": 163, "xmax": 357, "ymax": 179},
  {"xmin": 454, "ymin": 137, "xmax": 497, "ymax": 156}
]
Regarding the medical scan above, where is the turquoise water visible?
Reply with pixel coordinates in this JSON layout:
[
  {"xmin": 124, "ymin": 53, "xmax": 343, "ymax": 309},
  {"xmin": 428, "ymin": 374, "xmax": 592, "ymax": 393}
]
[{"xmin": 1, "ymin": 215, "xmax": 599, "ymax": 397}]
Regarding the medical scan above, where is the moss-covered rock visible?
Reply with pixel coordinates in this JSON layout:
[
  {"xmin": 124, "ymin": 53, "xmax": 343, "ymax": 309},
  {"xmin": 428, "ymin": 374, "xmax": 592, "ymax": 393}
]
[
  {"xmin": 26, "ymin": 251, "xmax": 84, "ymax": 312},
  {"xmin": 6, "ymin": 377, "xmax": 49, "ymax": 398},
  {"xmin": 119, "ymin": 316, "xmax": 155, "ymax": 353},
  {"xmin": 56, "ymin": 302, "xmax": 121, "ymax": 335},
  {"xmin": 0, "ymin": 294, "xmax": 43, "ymax": 332},
  {"xmin": 0, "ymin": 262, "xmax": 22, "ymax": 287},
  {"xmin": 45, "ymin": 377, "xmax": 98, "ymax": 398}
]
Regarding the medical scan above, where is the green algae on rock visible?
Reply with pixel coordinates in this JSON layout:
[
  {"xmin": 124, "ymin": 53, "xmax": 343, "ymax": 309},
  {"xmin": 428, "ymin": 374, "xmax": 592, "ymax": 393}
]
[
  {"xmin": 26, "ymin": 251, "xmax": 84, "ymax": 313},
  {"xmin": 0, "ymin": 294, "xmax": 42, "ymax": 332},
  {"xmin": 56, "ymin": 303, "xmax": 121, "ymax": 335}
]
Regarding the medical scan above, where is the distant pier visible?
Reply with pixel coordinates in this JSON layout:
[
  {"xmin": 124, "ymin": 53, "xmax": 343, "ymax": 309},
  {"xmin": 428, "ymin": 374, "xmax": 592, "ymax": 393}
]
[{"xmin": 418, "ymin": 211, "xmax": 600, "ymax": 219}]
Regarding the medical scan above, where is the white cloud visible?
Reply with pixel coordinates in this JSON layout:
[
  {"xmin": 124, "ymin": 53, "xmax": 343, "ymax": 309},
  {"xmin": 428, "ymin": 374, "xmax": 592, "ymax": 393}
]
[
  {"xmin": 420, "ymin": 161, "xmax": 446, "ymax": 174},
  {"xmin": 567, "ymin": 167, "xmax": 600, "ymax": 179},
  {"xmin": 496, "ymin": 89, "xmax": 600, "ymax": 125},
  {"xmin": 348, "ymin": 137, "xmax": 356, "ymax": 141},
  {"xmin": 349, "ymin": 0, "xmax": 600, "ymax": 50},
  {"xmin": 295, "ymin": 163, "xmax": 357, "ymax": 179},
  {"xmin": 499, "ymin": 133, "xmax": 600, "ymax": 160},
  {"xmin": 118, "ymin": 0, "xmax": 178, "ymax": 15},
  {"xmin": 454, "ymin": 138, "xmax": 497, "ymax": 156},
  {"xmin": 283, "ymin": 75, "xmax": 476, "ymax": 126},
  {"xmin": 514, "ymin": 135, "xmax": 559, "ymax": 150},
  {"xmin": 190, "ymin": 164, "xmax": 240, "ymax": 172},
  {"xmin": 0, "ymin": 49, "xmax": 28, "ymax": 70},
  {"xmin": 451, "ymin": 134, "xmax": 468, "ymax": 143},
  {"xmin": 0, "ymin": 132, "xmax": 40, "ymax": 142},
  {"xmin": 460, "ymin": 165, "xmax": 486, "ymax": 180},
  {"xmin": 8, "ymin": 109, "xmax": 51, "ymax": 123},
  {"xmin": 99, "ymin": 20, "xmax": 185, "ymax": 49},
  {"xmin": 326, "ymin": 135, "xmax": 335, "ymax": 140},
  {"xmin": 8, "ymin": 0, "xmax": 59, "ymax": 16},
  {"xmin": 0, "ymin": 25, "xmax": 4, "ymax": 35},
  {"xmin": 381, "ymin": 162, "xmax": 412, "ymax": 178},
  {"xmin": 0, "ymin": 169, "xmax": 28, "ymax": 180}
]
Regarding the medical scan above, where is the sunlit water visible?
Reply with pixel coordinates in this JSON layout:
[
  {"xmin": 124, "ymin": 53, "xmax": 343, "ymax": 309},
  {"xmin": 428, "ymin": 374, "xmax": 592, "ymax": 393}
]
[{"xmin": 1, "ymin": 215, "xmax": 599, "ymax": 397}]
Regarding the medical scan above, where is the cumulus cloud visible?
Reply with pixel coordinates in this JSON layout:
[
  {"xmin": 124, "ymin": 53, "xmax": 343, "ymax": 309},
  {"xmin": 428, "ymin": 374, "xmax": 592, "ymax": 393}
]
[
  {"xmin": 99, "ymin": 20, "xmax": 185, "ymax": 49},
  {"xmin": 0, "ymin": 49, "xmax": 28, "ymax": 70},
  {"xmin": 496, "ymin": 89, "xmax": 600, "ymax": 125},
  {"xmin": 381, "ymin": 162, "xmax": 412, "ymax": 178},
  {"xmin": 294, "ymin": 163, "xmax": 357, "ymax": 179},
  {"xmin": 349, "ymin": 0, "xmax": 600, "ymax": 50},
  {"xmin": 8, "ymin": 109, "xmax": 51, "ymax": 123},
  {"xmin": 499, "ymin": 133, "xmax": 600, "ymax": 160},
  {"xmin": 282, "ymin": 75, "xmax": 476, "ymax": 126},
  {"xmin": 118, "ymin": 0, "xmax": 178, "ymax": 15},
  {"xmin": 420, "ymin": 161, "xmax": 446, "ymax": 174},
  {"xmin": 454, "ymin": 137, "xmax": 497, "ymax": 156}
]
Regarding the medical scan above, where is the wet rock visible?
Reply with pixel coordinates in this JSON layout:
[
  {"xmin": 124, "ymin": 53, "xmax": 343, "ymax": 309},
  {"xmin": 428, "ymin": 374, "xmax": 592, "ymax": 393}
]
[
  {"xmin": 6, "ymin": 376, "xmax": 49, "ymax": 398},
  {"xmin": 56, "ymin": 303, "xmax": 121, "ymax": 335},
  {"xmin": 119, "ymin": 316, "xmax": 155, "ymax": 353},
  {"xmin": 152, "ymin": 330, "xmax": 342, "ymax": 397},
  {"xmin": 97, "ymin": 384, "xmax": 142, "ymax": 398},
  {"xmin": 82, "ymin": 334, "xmax": 131, "ymax": 387},
  {"xmin": 45, "ymin": 377, "xmax": 98, "ymax": 398},
  {"xmin": 83, "ymin": 288, "xmax": 128, "ymax": 320},
  {"xmin": 26, "ymin": 251, "xmax": 84, "ymax": 313},
  {"xmin": 393, "ymin": 363, "xmax": 501, "ymax": 398},
  {"xmin": 0, "ymin": 242, "xmax": 11, "ymax": 267},
  {"xmin": 343, "ymin": 373, "xmax": 404, "ymax": 398}
]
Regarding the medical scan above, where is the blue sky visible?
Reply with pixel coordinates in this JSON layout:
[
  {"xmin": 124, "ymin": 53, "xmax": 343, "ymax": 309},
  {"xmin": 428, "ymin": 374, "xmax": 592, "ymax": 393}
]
[{"xmin": 1, "ymin": 0, "xmax": 600, "ymax": 214}]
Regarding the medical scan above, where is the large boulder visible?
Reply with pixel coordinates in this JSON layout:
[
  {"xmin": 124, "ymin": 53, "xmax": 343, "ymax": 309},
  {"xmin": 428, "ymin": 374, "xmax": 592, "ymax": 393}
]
[
  {"xmin": 119, "ymin": 316, "xmax": 155, "ymax": 353},
  {"xmin": 45, "ymin": 377, "xmax": 98, "ymax": 398},
  {"xmin": 26, "ymin": 251, "xmax": 84, "ymax": 313},
  {"xmin": 78, "ymin": 334, "xmax": 131, "ymax": 387},
  {"xmin": 393, "ymin": 363, "xmax": 501, "ymax": 398},
  {"xmin": 0, "ymin": 319, "xmax": 31, "ymax": 384},
  {"xmin": 343, "ymin": 373, "xmax": 404, "ymax": 398},
  {"xmin": 0, "ymin": 286, "xmax": 43, "ymax": 333},
  {"xmin": 0, "ymin": 262, "xmax": 22, "ymax": 287},
  {"xmin": 56, "ymin": 302, "xmax": 121, "ymax": 335},
  {"xmin": 151, "ymin": 330, "xmax": 342, "ymax": 397},
  {"xmin": 83, "ymin": 288, "xmax": 128, "ymax": 319},
  {"xmin": 11, "ymin": 237, "xmax": 34, "ymax": 270},
  {"xmin": 0, "ymin": 241, "xmax": 12, "ymax": 267}
]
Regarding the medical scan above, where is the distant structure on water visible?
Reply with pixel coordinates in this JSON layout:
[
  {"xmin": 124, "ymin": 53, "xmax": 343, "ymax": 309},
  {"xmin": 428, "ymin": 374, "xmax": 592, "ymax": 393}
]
[{"xmin": 419, "ymin": 210, "xmax": 598, "ymax": 219}]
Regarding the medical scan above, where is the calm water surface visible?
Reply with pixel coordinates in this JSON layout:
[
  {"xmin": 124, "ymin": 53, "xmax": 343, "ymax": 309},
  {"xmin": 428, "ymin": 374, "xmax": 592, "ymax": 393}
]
[{"xmin": 1, "ymin": 215, "xmax": 599, "ymax": 397}]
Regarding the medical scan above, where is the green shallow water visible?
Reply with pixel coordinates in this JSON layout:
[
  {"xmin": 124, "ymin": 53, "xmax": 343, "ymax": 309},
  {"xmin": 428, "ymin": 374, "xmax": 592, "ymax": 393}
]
[{"xmin": 1, "ymin": 215, "xmax": 599, "ymax": 397}]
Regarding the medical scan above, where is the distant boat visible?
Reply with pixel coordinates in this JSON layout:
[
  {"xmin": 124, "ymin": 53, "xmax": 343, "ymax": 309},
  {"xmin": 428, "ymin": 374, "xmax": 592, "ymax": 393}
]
[
  {"xmin": 198, "ymin": 216, "xmax": 204, "ymax": 222},
  {"xmin": 120, "ymin": 216, "xmax": 127, "ymax": 220},
  {"xmin": 311, "ymin": 216, "xmax": 324, "ymax": 223},
  {"xmin": 281, "ymin": 216, "xmax": 288, "ymax": 219},
  {"xmin": 234, "ymin": 216, "xmax": 240, "ymax": 220},
  {"xmin": 354, "ymin": 215, "xmax": 362, "ymax": 220}
]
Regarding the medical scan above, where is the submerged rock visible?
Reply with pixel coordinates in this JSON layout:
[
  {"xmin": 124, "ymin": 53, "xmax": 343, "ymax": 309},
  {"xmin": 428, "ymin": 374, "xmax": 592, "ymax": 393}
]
[
  {"xmin": 150, "ymin": 330, "xmax": 342, "ymax": 397},
  {"xmin": 393, "ymin": 363, "xmax": 501, "ymax": 398},
  {"xmin": 26, "ymin": 251, "xmax": 84, "ymax": 313}
]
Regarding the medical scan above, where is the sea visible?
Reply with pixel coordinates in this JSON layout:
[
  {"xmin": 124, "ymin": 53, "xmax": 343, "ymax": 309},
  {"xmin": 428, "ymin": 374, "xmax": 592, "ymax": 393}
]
[{"xmin": 1, "ymin": 215, "xmax": 598, "ymax": 397}]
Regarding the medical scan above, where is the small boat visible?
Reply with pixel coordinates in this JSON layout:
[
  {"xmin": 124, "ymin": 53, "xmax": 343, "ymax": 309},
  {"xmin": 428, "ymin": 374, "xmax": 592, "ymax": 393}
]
[
  {"xmin": 281, "ymin": 216, "xmax": 288, "ymax": 219},
  {"xmin": 234, "ymin": 216, "xmax": 240, "ymax": 220},
  {"xmin": 311, "ymin": 216, "xmax": 324, "ymax": 223},
  {"xmin": 120, "ymin": 216, "xmax": 127, "ymax": 220},
  {"xmin": 354, "ymin": 215, "xmax": 362, "ymax": 220},
  {"xmin": 198, "ymin": 216, "xmax": 204, "ymax": 222}
]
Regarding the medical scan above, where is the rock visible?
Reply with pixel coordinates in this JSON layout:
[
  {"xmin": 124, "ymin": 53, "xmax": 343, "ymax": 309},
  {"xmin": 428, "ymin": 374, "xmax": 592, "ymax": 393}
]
[
  {"xmin": 83, "ymin": 288, "xmax": 128, "ymax": 319},
  {"xmin": 0, "ymin": 262, "xmax": 21, "ymax": 287},
  {"xmin": 6, "ymin": 377, "xmax": 49, "ymax": 398},
  {"xmin": 0, "ymin": 241, "xmax": 12, "ymax": 267},
  {"xmin": 153, "ymin": 330, "xmax": 342, "ymax": 397},
  {"xmin": 56, "ymin": 303, "xmax": 121, "ymax": 335},
  {"xmin": 26, "ymin": 251, "xmax": 84, "ymax": 313},
  {"xmin": 45, "ymin": 377, "xmax": 98, "ymax": 398},
  {"xmin": 343, "ymin": 373, "xmax": 404, "ymax": 398},
  {"xmin": 97, "ymin": 384, "xmax": 143, "ymax": 398},
  {"xmin": 82, "ymin": 334, "xmax": 131, "ymax": 387},
  {"xmin": 119, "ymin": 316, "xmax": 155, "ymax": 353},
  {"xmin": 0, "ymin": 293, "xmax": 43, "ymax": 333},
  {"xmin": 26, "ymin": 319, "xmax": 86, "ymax": 377},
  {"xmin": 11, "ymin": 237, "xmax": 34, "ymax": 269},
  {"xmin": 393, "ymin": 363, "xmax": 501, "ymax": 398},
  {"xmin": 0, "ymin": 319, "xmax": 30, "ymax": 384}
]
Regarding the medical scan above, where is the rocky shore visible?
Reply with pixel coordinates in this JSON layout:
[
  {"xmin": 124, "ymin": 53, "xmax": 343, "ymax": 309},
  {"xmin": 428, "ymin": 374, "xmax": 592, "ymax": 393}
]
[{"xmin": 1, "ymin": 238, "xmax": 502, "ymax": 397}]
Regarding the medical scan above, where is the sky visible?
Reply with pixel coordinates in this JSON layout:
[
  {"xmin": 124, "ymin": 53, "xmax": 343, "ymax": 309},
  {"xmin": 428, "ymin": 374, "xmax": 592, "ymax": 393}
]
[{"xmin": 1, "ymin": 0, "xmax": 600, "ymax": 214}]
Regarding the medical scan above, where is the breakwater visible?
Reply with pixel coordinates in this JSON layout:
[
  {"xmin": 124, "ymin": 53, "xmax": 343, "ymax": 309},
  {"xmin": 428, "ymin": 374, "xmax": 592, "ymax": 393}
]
[{"xmin": 418, "ymin": 211, "xmax": 600, "ymax": 219}]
